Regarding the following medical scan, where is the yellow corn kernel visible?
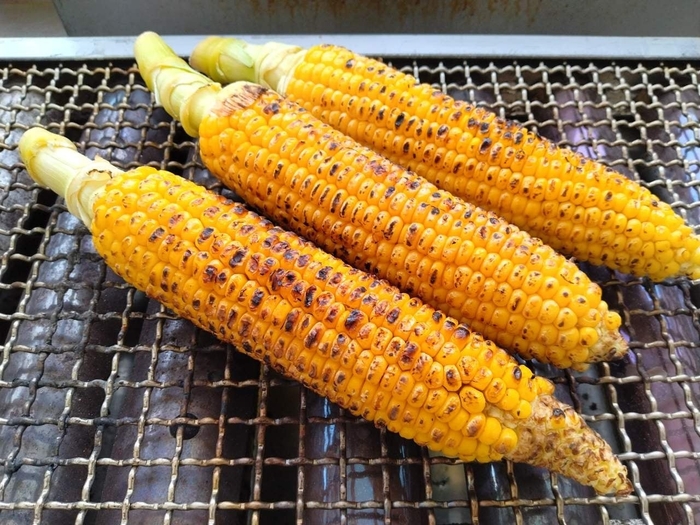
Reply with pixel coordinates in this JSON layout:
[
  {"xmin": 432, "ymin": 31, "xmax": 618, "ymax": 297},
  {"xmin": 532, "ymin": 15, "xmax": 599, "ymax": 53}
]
[
  {"xmin": 392, "ymin": 371, "xmax": 416, "ymax": 401},
  {"xmin": 442, "ymin": 364, "xmax": 463, "ymax": 391},
  {"xmin": 456, "ymin": 355, "xmax": 479, "ymax": 383},
  {"xmin": 479, "ymin": 417, "xmax": 502, "ymax": 445},
  {"xmin": 492, "ymin": 426, "xmax": 518, "ymax": 455},
  {"xmin": 475, "ymin": 442, "xmax": 493, "ymax": 462},
  {"xmin": 407, "ymin": 383, "xmax": 429, "ymax": 407},
  {"xmin": 425, "ymin": 361, "xmax": 445, "ymax": 388},
  {"xmin": 447, "ymin": 409, "xmax": 470, "ymax": 432},
  {"xmin": 458, "ymin": 385, "xmax": 486, "ymax": 414},
  {"xmin": 361, "ymin": 382, "xmax": 382, "ymax": 411},
  {"xmin": 424, "ymin": 389, "xmax": 449, "ymax": 414},
  {"xmin": 378, "ymin": 364, "xmax": 401, "ymax": 392},
  {"xmin": 500, "ymin": 363, "xmax": 520, "ymax": 387},
  {"xmin": 497, "ymin": 388, "xmax": 520, "ymax": 412},
  {"xmin": 465, "ymin": 413, "xmax": 486, "ymax": 438},
  {"xmin": 513, "ymin": 399, "xmax": 533, "ymax": 419},
  {"xmin": 518, "ymin": 377, "xmax": 539, "ymax": 403},
  {"xmin": 457, "ymin": 436, "xmax": 478, "ymax": 456},
  {"xmin": 485, "ymin": 378, "xmax": 507, "ymax": 404},
  {"xmin": 385, "ymin": 397, "xmax": 406, "ymax": 422},
  {"xmin": 436, "ymin": 393, "xmax": 462, "ymax": 423},
  {"xmin": 605, "ymin": 311, "xmax": 622, "ymax": 331},
  {"xmin": 469, "ymin": 367, "xmax": 494, "ymax": 391},
  {"xmin": 415, "ymin": 409, "xmax": 435, "ymax": 434},
  {"xmin": 534, "ymin": 376, "xmax": 555, "ymax": 395},
  {"xmin": 366, "ymin": 355, "xmax": 389, "ymax": 385}
]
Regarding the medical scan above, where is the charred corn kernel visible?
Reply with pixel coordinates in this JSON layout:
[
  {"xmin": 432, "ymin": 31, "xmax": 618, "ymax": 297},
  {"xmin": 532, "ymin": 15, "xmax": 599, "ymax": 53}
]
[
  {"xmin": 425, "ymin": 361, "xmax": 445, "ymax": 388},
  {"xmin": 392, "ymin": 372, "xmax": 416, "ymax": 401},
  {"xmin": 459, "ymin": 385, "xmax": 487, "ymax": 414},
  {"xmin": 436, "ymin": 393, "xmax": 462, "ymax": 423},
  {"xmin": 549, "ymin": 408, "xmax": 568, "ymax": 430},
  {"xmin": 378, "ymin": 363, "xmax": 401, "ymax": 391},
  {"xmin": 465, "ymin": 413, "xmax": 486, "ymax": 438},
  {"xmin": 407, "ymin": 383, "xmax": 429, "ymax": 408},
  {"xmin": 136, "ymin": 34, "xmax": 628, "ymax": 370},
  {"xmin": 191, "ymin": 37, "xmax": 700, "ymax": 282},
  {"xmin": 443, "ymin": 364, "xmax": 462, "ymax": 391},
  {"xmin": 21, "ymin": 124, "xmax": 632, "ymax": 497},
  {"xmin": 366, "ymin": 355, "xmax": 389, "ymax": 385},
  {"xmin": 424, "ymin": 388, "xmax": 449, "ymax": 414},
  {"xmin": 469, "ymin": 367, "xmax": 494, "ymax": 391},
  {"xmin": 502, "ymin": 364, "xmax": 523, "ymax": 388},
  {"xmin": 456, "ymin": 355, "xmax": 479, "ymax": 383},
  {"xmin": 485, "ymin": 378, "xmax": 507, "ymax": 404}
]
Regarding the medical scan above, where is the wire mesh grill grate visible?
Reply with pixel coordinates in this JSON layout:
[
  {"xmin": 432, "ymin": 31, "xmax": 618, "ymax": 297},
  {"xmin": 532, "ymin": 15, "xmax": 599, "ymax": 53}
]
[{"xmin": 1, "ymin": 55, "xmax": 699, "ymax": 525}]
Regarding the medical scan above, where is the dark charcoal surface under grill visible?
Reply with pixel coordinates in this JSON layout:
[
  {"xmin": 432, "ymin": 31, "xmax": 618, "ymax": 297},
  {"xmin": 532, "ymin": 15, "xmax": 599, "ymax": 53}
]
[{"xmin": 0, "ymin": 56, "xmax": 699, "ymax": 525}]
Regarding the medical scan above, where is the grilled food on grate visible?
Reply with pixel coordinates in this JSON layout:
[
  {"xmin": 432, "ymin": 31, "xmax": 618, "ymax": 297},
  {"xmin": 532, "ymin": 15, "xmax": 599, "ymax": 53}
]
[
  {"xmin": 19, "ymin": 127, "xmax": 631, "ymax": 496},
  {"xmin": 133, "ymin": 32, "xmax": 627, "ymax": 372},
  {"xmin": 189, "ymin": 36, "xmax": 700, "ymax": 282}
]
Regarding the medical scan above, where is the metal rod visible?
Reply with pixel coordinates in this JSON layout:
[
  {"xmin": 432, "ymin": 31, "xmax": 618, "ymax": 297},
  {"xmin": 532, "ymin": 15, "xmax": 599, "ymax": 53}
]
[{"xmin": 1, "ymin": 34, "xmax": 700, "ymax": 61}]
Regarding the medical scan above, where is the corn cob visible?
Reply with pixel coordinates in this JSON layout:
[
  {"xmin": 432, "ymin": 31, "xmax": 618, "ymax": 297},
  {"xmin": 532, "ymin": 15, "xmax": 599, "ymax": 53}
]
[
  {"xmin": 135, "ymin": 32, "xmax": 627, "ymax": 371},
  {"xmin": 190, "ymin": 36, "xmax": 700, "ymax": 282},
  {"xmin": 19, "ymin": 126, "xmax": 631, "ymax": 495}
]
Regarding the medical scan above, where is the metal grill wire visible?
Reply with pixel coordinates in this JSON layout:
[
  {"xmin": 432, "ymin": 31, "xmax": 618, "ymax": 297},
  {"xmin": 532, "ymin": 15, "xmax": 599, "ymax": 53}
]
[{"xmin": 0, "ymin": 55, "xmax": 699, "ymax": 525}]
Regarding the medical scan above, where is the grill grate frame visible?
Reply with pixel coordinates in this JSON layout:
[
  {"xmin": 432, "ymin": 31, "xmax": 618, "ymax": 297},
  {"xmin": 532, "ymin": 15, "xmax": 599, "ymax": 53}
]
[{"xmin": 0, "ymin": 55, "xmax": 699, "ymax": 525}]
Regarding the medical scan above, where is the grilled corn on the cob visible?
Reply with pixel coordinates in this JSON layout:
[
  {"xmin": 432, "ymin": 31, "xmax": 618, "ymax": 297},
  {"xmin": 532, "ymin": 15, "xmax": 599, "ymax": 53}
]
[
  {"xmin": 135, "ymin": 32, "xmax": 626, "ymax": 370},
  {"xmin": 18, "ymin": 126, "xmax": 632, "ymax": 495},
  {"xmin": 190, "ymin": 36, "xmax": 700, "ymax": 282}
]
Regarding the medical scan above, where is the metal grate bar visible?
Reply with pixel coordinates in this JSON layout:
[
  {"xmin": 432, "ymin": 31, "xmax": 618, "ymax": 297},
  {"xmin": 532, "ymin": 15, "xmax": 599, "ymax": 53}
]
[{"xmin": 1, "ymin": 54, "xmax": 700, "ymax": 525}]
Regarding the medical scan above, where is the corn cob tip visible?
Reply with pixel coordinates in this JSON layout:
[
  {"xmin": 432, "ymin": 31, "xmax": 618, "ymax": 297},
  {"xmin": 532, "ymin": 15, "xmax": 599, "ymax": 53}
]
[
  {"xmin": 506, "ymin": 394, "xmax": 632, "ymax": 496},
  {"xmin": 19, "ymin": 126, "xmax": 77, "ymax": 191},
  {"xmin": 19, "ymin": 127, "xmax": 121, "ymax": 228},
  {"xmin": 189, "ymin": 35, "xmax": 304, "ymax": 93},
  {"xmin": 134, "ymin": 31, "xmax": 221, "ymax": 137},
  {"xmin": 586, "ymin": 321, "xmax": 629, "ymax": 369},
  {"xmin": 189, "ymin": 36, "xmax": 259, "ymax": 84}
]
